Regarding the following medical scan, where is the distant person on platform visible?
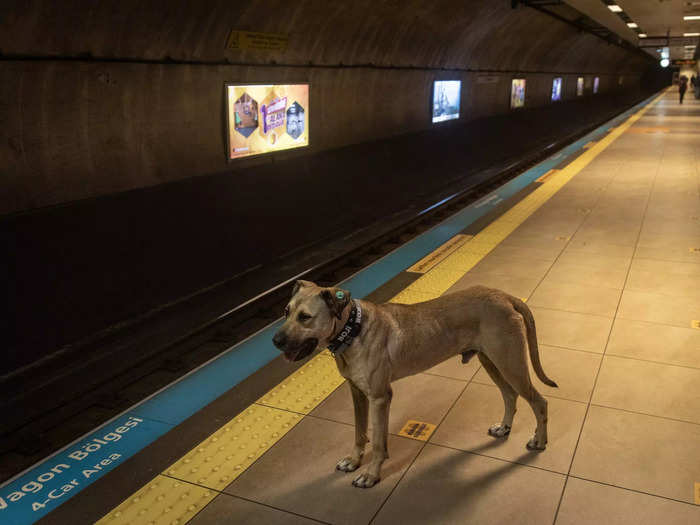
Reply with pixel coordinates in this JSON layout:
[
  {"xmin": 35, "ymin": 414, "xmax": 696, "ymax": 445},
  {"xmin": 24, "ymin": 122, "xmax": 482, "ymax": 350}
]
[
  {"xmin": 679, "ymin": 75, "xmax": 688, "ymax": 104},
  {"xmin": 693, "ymin": 75, "xmax": 700, "ymax": 99}
]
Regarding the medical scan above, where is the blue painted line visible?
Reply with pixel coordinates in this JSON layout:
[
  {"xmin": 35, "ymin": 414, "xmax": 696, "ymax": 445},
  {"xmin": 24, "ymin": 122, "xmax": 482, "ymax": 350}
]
[
  {"xmin": 0, "ymin": 414, "xmax": 172, "ymax": 524},
  {"xmin": 0, "ymin": 92, "xmax": 657, "ymax": 525}
]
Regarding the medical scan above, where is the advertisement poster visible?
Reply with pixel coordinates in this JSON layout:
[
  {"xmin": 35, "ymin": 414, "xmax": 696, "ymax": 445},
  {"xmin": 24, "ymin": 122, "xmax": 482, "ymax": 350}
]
[
  {"xmin": 551, "ymin": 77, "xmax": 562, "ymax": 101},
  {"xmin": 226, "ymin": 83, "xmax": 309, "ymax": 160},
  {"xmin": 577, "ymin": 77, "xmax": 584, "ymax": 96},
  {"xmin": 432, "ymin": 80, "xmax": 461, "ymax": 123},
  {"xmin": 511, "ymin": 78, "xmax": 526, "ymax": 109},
  {"xmin": 593, "ymin": 77, "xmax": 600, "ymax": 94}
]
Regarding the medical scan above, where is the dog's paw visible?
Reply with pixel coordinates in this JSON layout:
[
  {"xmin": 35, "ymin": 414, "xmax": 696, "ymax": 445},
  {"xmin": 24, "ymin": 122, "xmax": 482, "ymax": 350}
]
[
  {"xmin": 352, "ymin": 471, "xmax": 380, "ymax": 488},
  {"xmin": 526, "ymin": 436, "xmax": 547, "ymax": 451},
  {"xmin": 487, "ymin": 423, "xmax": 511, "ymax": 438},
  {"xmin": 336, "ymin": 456, "xmax": 361, "ymax": 472}
]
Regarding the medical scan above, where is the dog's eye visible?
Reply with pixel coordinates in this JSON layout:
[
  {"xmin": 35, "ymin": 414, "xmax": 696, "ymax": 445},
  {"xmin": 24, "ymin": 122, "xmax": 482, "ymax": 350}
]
[{"xmin": 298, "ymin": 312, "xmax": 312, "ymax": 322}]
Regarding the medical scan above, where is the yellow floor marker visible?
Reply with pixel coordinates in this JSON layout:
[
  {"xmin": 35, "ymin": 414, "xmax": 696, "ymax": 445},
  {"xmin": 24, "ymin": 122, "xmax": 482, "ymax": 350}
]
[
  {"xmin": 165, "ymin": 405, "xmax": 302, "ymax": 490},
  {"xmin": 96, "ymin": 475, "xmax": 215, "ymax": 525},
  {"xmin": 695, "ymin": 482, "xmax": 700, "ymax": 504},
  {"xmin": 407, "ymin": 234, "xmax": 472, "ymax": 273},
  {"xmin": 691, "ymin": 320, "xmax": 700, "ymax": 330},
  {"xmin": 399, "ymin": 420, "xmax": 436, "ymax": 441},
  {"xmin": 536, "ymin": 169, "xmax": 559, "ymax": 183},
  {"xmin": 257, "ymin": 353, "xmax": 345, "ymax": 413}
]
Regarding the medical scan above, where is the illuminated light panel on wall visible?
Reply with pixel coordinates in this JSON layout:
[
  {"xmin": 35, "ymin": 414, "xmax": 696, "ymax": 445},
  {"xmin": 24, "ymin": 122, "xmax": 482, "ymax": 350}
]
[
  {"xmin": 683, "ymin": 15, "xmax": 700, "ymax": 20},
  {"xmin": 684, "ymin": 32, "xmax": 700, "ymax": 36},
  {"xmin": 638, "ymin": 33, "xmax": 647, "ymax": 38},
  {"xmin": 626, "ymin": 22, "xmax": 638, "ymax": 28},
  {"xmin": 607, "ymin": 4, "xmax": 622, "ymax": 12}
]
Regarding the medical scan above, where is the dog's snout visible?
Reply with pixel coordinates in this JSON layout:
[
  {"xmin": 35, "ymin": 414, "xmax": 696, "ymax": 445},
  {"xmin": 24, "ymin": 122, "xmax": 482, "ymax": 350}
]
[{"xmin": 272, "ymin": 331, "xmax": 287, "ymax": 349}]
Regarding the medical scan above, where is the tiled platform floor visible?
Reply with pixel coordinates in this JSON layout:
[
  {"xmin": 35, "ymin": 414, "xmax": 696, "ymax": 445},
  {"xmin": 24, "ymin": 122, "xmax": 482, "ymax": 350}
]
[{"xmin": 189, "ymin": 90, "xmax": 700, "ymax": 524}]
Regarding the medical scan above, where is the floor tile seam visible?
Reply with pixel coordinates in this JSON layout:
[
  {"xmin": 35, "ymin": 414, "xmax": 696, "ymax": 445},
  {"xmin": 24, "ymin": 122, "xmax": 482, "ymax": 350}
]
[
  {"xmin": 367, "ymin": 359, "xmax": 483, "ymax": 524},
  {"xmin": 422, "ymin": 440, "xmax": 568, "ymax": 478},
  {"xmin": 632, "ymin": 254, "xmax": 700, "ymax": 266},
  {"xmin": 615, "ymin": 313, "xmax": 700, "ymax": 331},
  {"xmin": 300, "ymin": 411, "xmax": 418, "ymax": 441},
  {"xmin": 159, "ymin": 473, "xmax": 334, "ymax": 525},
  {"xmin": 467, "ymin": 378, "xmax": 589, "ymax": 405},
  {"xmin": 535, "ymin": 343, "xmax": 606, "ymax": 357},
  {"xmin": 421, "ymin": 367, "xmax": 480, "ymax": 382},
  {"xmin": 551, "ymin": 91, "xmax": 668, "ymax": 524},
  {"xmin": 528, "ymin": 304, "xmax": 614, "ymax": 320},
  {"xmin": 565, "ymin": 474, "xmax": 700, "ymax": 509},
  {"xmin": 602, "ymin": 351, "xmax": 700, "ymax": 372},
  {"xmin": 535, "ymin": 276, "xmax": 624, "ymax": 292},
  {"xmin": 588, "ymin": 402, "xmax": 700, "ymax": 428}
]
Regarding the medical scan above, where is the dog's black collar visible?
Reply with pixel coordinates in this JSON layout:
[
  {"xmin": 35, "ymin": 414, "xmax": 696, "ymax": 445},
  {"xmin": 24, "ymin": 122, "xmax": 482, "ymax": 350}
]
[{"xmin": 327, "ymin": 300, "xmax": 362, "ymax": 355}]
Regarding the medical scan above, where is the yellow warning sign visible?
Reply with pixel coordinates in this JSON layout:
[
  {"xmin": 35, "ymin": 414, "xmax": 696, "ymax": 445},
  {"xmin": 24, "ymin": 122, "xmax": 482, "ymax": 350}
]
[
  {"xmin": 226, "ymin": 30, "xmax": 288, "ymax": 51},
  {"xmin": 689, "ymin": 247, "xmax": 700, "ymax": 253},
  {"xmin": 691, "ymin": 320, "xmax": 700, "ymax": 330},
  {"xmin": 407, "ymin": 234, "xmax": 472, "ymax": 274},
  {"xmin": 536, "ymin": 169, "xmax": 559, "ymax": 183},
  {"xmin": 399, "ymin": 420, "xmax": 436, "ymax": 441},
  {"xmin": 555, "ymin": 236, "xmax": 570, "ymax": 242}
]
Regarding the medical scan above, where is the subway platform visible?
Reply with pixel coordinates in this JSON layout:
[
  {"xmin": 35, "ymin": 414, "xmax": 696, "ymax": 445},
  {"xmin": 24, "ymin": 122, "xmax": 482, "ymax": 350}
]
[{"xmin": 4, "ymin": 87, "xmax": 700, "ymax": 524}]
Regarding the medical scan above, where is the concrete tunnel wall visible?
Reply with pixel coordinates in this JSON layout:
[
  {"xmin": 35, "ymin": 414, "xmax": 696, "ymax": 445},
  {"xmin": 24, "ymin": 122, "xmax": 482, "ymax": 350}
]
[{"xmin": 0, "ymin": 0, "xmax": 655, "ymax": 216}]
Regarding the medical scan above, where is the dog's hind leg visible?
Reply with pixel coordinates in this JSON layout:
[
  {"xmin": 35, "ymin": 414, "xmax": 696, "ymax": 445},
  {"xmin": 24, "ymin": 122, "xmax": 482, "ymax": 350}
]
[
  {"xmin": 337, "ymin": 382, "xmax": 369, "ymax": 473},
  {"xmin": 478, "ymin": 352, "xmax": 518, "ymax": 438},
  {"xmin": 352, "ymin": 387, "xmax": 392, "ymax": 488},
  {"xmin": 489, "ymin": 333, "xmax": 549, "ymax": 451}
]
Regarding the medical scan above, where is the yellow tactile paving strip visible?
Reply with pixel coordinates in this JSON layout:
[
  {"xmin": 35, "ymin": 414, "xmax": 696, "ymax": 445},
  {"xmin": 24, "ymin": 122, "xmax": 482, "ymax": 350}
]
[
  {"xmin": 96, "ymin": 476, "xmax": 215, "ymax": 525},
  {"xmin": 96, "ymin": 92, "xmax": 664, "ymax": 524},
  {"xmin": 257, "ymin": 353, "xmax": 346, "ymax": 413},
  {"xmin": 164, "ymin": 405, "xmax": 303, "ymax": 491}
]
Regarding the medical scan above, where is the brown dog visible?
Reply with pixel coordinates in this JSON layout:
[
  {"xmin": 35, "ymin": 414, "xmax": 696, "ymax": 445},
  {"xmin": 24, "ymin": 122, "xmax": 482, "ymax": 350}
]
[{"xmin": 272, "ymin": 280, "xmax": 557, "ymax": 488}]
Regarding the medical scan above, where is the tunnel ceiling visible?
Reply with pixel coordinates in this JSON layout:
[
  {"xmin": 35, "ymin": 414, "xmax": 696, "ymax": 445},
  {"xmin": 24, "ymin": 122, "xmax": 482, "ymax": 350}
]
[{"xmin": 0, "ymin": 0, "xmax": 653, "ymax": 72}]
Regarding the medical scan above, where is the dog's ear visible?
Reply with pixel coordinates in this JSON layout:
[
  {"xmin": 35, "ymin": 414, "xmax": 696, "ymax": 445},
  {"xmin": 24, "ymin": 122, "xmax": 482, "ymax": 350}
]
[
  {"xmin": 320, "ymin": 288, "xmax": 351, "ymax": 319},
  {"xmin": 292, "ymin": 280, "xmax": 314, "ymax": 297}
]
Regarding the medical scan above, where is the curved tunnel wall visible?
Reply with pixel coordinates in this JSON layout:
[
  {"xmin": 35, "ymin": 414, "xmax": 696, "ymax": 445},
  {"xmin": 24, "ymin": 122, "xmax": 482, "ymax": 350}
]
[{"xmin": 0, "ymin": 0, "xmax": 654, "ymax": 215}]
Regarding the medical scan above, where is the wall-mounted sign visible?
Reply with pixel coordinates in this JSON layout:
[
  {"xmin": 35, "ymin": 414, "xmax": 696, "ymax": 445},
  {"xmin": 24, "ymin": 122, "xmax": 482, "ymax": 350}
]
[
  {"xmin": 551, "ymin": 77, "xmax": 562, "ymax": 101},
  {"xmin": 432, "ymin": 80, "xmax": 461, "ymax": 123},
  {"xmin": 226, "ymin": 83, "xmax": 309, "ymax": 160},
  {"xmin": 672, "ymin": 59, "xmax": 697, "ymax": 66},
  {"xmin": 511, "ymin": 78, "xmax": 526, "ymax": 109},
  {"xmin": 577, "ymin": 77, "xmax": 584, "ymax": 96},
  {"xmin": 226, "ymin": 30, "xmax": 288, "ymax": 51}
]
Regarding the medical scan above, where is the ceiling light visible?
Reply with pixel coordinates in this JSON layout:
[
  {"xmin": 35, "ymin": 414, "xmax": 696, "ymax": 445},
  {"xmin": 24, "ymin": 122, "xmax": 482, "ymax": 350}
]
[
  {"xmin": 684, "ymin": 32, "xmax": 700, "ymax": 36},
  {"xmin": 660, "ymin": 58, "xmax": 670, "ymax": 67},
  {"xmin": 638, "ymin": 33, "xmax": 647, "ymax": 38},
  {"xmin": 683, "ymin": 15, "xmax": 700, "ymax": 20},
  {"xmin": 685, "ymin": 44, "xmax": 697, "ymax": 48},
  {"xmin": 607, "ymin": 5, "xmax": 623, "ymax": 12},
  {"xmin": 627, "ymin": 22, "xmax": 638, "ymax": 28}
]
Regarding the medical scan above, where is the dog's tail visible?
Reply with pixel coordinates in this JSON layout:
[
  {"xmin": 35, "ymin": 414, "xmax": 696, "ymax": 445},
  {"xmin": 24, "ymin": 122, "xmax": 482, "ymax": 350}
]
[{"xmin": 511, "ymin": 298, "xmax": 558, "ymax": 388}]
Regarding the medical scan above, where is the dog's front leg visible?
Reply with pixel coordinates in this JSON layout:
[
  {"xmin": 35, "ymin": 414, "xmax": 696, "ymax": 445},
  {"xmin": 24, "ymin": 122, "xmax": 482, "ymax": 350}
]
[
  {"xmin": 337, "ymin": 382, "xmax": 368, "ymax": 472},
  {"xmin": 352, "ymin": 388, "xmax": 392, "ymax": 488}
]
